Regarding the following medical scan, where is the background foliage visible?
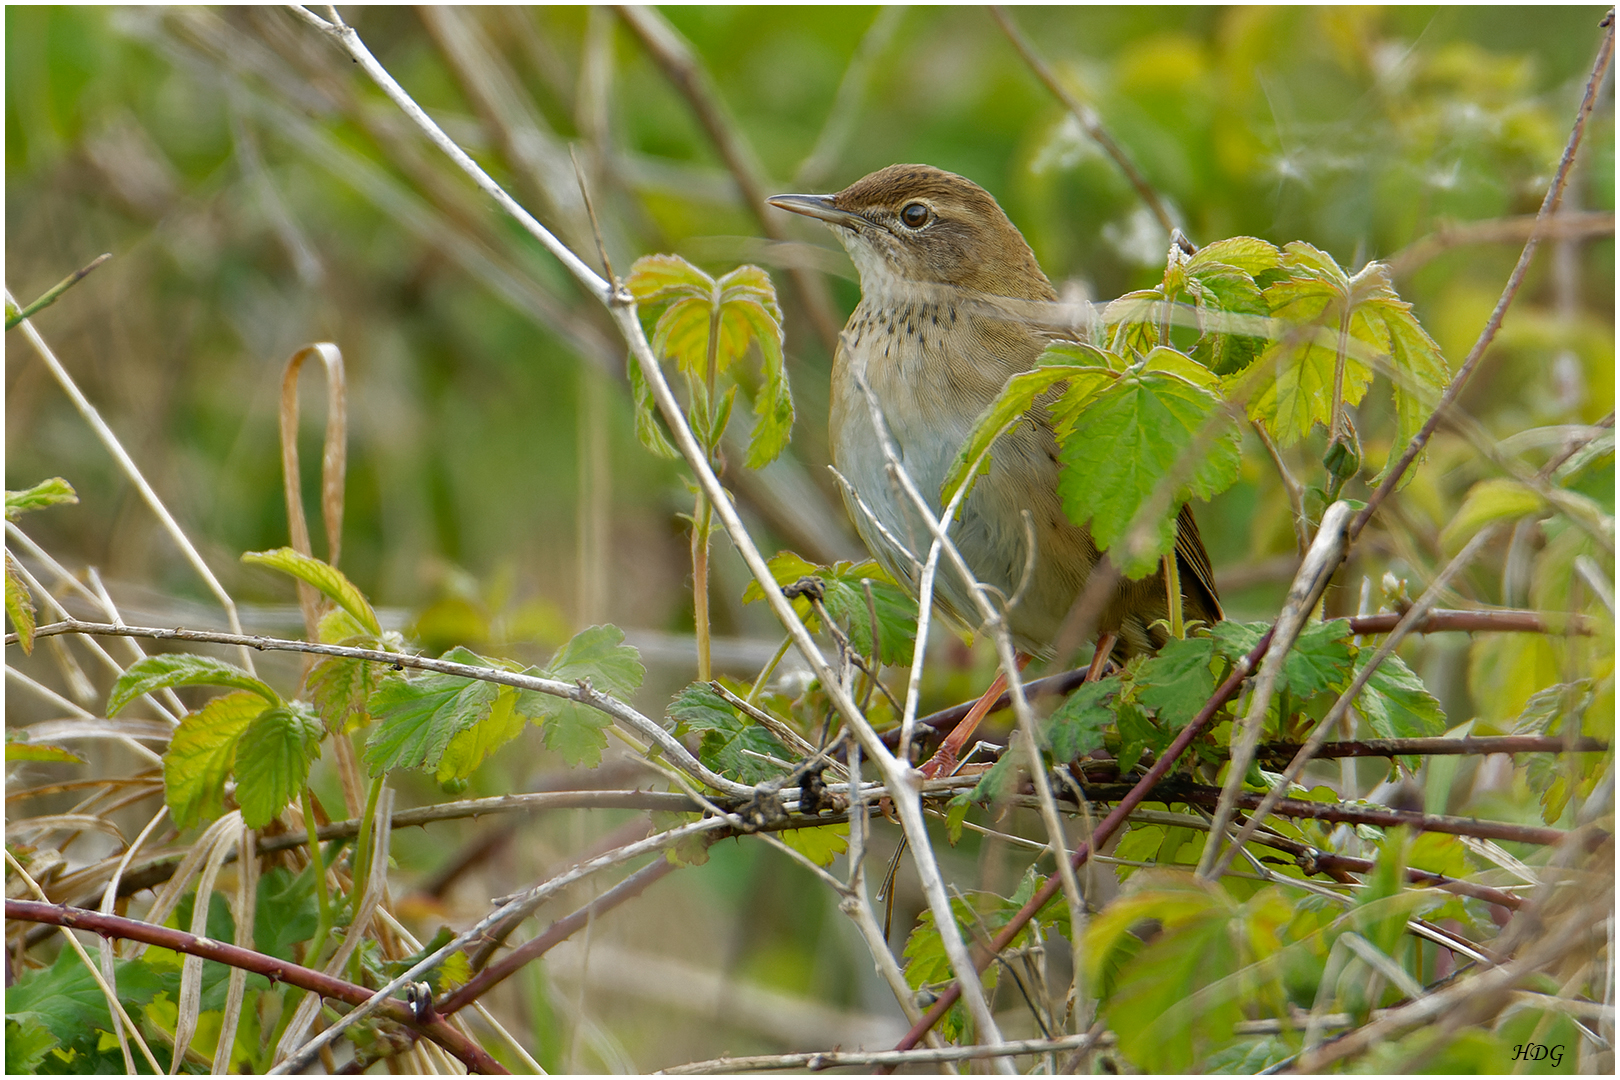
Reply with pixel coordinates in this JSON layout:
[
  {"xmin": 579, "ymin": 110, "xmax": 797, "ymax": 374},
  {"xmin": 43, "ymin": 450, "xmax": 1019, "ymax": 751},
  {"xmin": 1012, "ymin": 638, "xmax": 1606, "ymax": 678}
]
[{"xmin": 6, "ymin": 5, "xmax": 1613, "ymax": 1073}]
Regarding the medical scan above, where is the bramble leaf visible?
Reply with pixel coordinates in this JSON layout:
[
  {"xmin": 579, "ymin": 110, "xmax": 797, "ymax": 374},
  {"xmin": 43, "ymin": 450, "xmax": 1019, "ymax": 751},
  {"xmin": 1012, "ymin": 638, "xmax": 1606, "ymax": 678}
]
[
  {"xmin": 364, "ymin": 647, "xmax": 501, "ymax": 775},
  {"xmin": 5, "ymin": 476, "xmax": 77, "ymax": 520},
  {"xmin": 1355, "ymin": 651, "xmax": 1446, "ymax": 741},
  {"xmin": 542, "ymin": 624, "xmax": 644, "ymax": 698},
  {"xmin": 668, "ymin": 682, "xmax": 789, "ymax": 784},
  {"xmin": 6, "ymin": 552, "xmax": 36, "ymax": 655},
  {"xmin": 1052, "ymin": 347, "xmax": 1241, "ymax": 578},
  {"xmin": 742, "ymin": 553, "xmax": 917, "ymax": 665},
  {"xmin": 778, "ymin": 823, "xmax": 849, "ymax": 867},
  {"xmin": 163, "ymin": 691, "xmax": 268, "ymax": 828},
  {"xmin": 241, "ymin": 548, "xmax": 381, "ymax": 637},
  {"xmin": 942, "ymin": 360, "xmax": 1115, "ymax": 507},
  {"xmin": 1439, "ymin": 478, "xmax": 1543, "ymax": 554},
  {"xmin": 1135, "ymin": 636, "xmax": 1217, "ymax": 730},
  {"xmin": 1046, "ymin": 677, "xmax": 1119, "ymax": 762},
  {"xmin": 109, "ymin": 654, "xmax": 279, "ymax": 717},
  {"xmin": 233, "ymin": 704, "xmax": 322, "ymax": 829},
  {"xmin": 437, "ymin": 688, "xmax": 525, "ymax": 783},
  {"xmin": 626, "ymin": 349, "xmax": 680, "ymax": 459}
]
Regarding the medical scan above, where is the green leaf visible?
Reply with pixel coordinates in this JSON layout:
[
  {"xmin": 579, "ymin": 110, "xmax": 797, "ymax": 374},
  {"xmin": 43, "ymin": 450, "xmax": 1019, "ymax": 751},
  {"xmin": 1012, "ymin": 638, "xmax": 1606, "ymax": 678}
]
[
  {"xmin": 1355, "ymin": 651, "xmax": 1447, "ymax": 741},
  {"xmin": 1186, "ymin": 237, "xmax": 1282, "ymax": 276},
  {"xmin": 1183, "ymin": 266, "xmax": 1270, "ymax": 376},
  {"xmin": 778, "ymin": 823, "xmax": 849, "ymax": 867},
  {"xmin": 233, "ymin": 705, "xmax": 322, "ymax": 829},
  {"xmin": 1052, "ymin": 347, "xmax": 1241, "ymax": 578},
  {"xmin": 543, "ymin": 624, "xmax": 644, "ymax": 698},
  {"xmin": 1103, "ymin": 288, "xmax": 1166, "ymax": 356},
  {"xmin": 5, "ymin": 552, "xmax": 36, "ymax": 655},
  {"xmin": 5, "ymin": 1018, "xmax": 59, "ymax": 1073},
  {"xmin": 942, "ymin": 361, "xmax": 1115, "ymax": 507},
  {"xmin": 1439, "ymin": 478, "xmax": 1544, "ymax": 554},
  {"xmin": 741, "ymin": 554, "xmax": 917, "ymax": 666},
  {"xmin": 1350, "ymin": 263, "xmax": 1449, "ymax": 488},
  {"xmin": 1115, "ymin": 702, "xmax": 1157, "ymax": 775},
  {"xmin": 1283, "ymin": 619, "xmax": 1354, "ymax": 699},
  {"xmin": 626, "ymin": 348, "xmax": 680, "ymax": 459},
  {"xmin": 1046, "ymin": 678, "xmax": 1119, "ymax": 762},
  {"xmin": 108, "ymin": 654, "xmax": 279, "ymax": 717},
  {"xmin": 668, "ymin": 682, "xmax": 790, "ymax": 784},
  {"xmin": 163, "ymin": 691, "xmax": 270, "ymax": 828},
  {"xmin": 4, "ymin": 476, "xmax": 77, "ymax": 520},
  {"xmin": 363, "ymin": 647, "xmax": 501, "ymax": 775},
  {"xmin": 628, "ymin": 253, "xmax": 713, "ymax": 303},
  {"xmin": 254, "ymin": 867, "xmax": 319, "ymax": 962},
  {"xmin": 5, "ymin": 728, "xmax": 84, "ymax": 763},
  {"xmin": 735, "ymin": 297, "xmax": 794, "ymax": 469},
  {"xmin": 437, "ymin": 688, "xmax": 526, "ymax": 782},
  {"xmin": 7, "ymin": 946, "xmax": 172, "ymax": 1058},
  {"xmin": 651, "ymin": 294, "xmax": 717, "ymax": 377},
  {"xmin": 241, "ymin": 548, "xmax": 381, "ymax": 637},
  {"xmin": 541, "ymin": 703, "xmax": 613, "ymax": 768},
  {"xmin": 307, "ymin": 654, "xmax": 377, "ymax": 735},
  {"xmin": 1135, "ymin": 637, "xmax": 1217, "ymax": 730}
]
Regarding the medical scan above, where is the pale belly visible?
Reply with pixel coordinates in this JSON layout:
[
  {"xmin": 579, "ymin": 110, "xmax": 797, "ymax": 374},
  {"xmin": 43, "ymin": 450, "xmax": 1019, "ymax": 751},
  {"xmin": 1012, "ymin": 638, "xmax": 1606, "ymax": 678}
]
[{"xmin": 829, "ymin": 328, "xmax": 1095, "ymax": 654}]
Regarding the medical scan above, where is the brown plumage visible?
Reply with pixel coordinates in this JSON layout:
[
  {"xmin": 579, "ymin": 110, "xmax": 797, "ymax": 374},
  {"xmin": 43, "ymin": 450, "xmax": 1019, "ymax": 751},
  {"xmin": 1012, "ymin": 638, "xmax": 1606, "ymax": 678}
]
[{"xmin": 771, "ymin": 164, "xmax": 1221, "ymax": 661}]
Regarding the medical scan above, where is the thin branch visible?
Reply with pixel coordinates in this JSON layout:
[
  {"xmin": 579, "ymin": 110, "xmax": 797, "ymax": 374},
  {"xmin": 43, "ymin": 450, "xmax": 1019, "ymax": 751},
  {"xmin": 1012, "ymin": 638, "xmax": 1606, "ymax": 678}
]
[
  {"xmin": 662, "ymin": 1031, "xmax": 1104, "ymax": 1074},
  {"xmin": 991, "ymin": 6, "xmax": 1179, "ymax": 239},
  {"xmin": 13, "ymin": 618, "xmax": 752, "ymax": 798},
  {"xmin": 4, "ymin": 899, "xmax": 506, "ymax": 1074},
  {"xmin": 1350, "ymin": 13, "xmax": 1616, "ymax": 541},
  {"xmin": 1215, "ymin": 524, "xmax": 1505, "ymax": 878},
  {"xmin": 1196, "ymin": 502, "xmax": 1354, "ymax": 878},
  {"xmin": 1386, "ymin": 210, "xmax": 1614, "ymax": 278},
  {"xmin": 5, "ymin": 252, "xmax": 112, "ymax": 329}
]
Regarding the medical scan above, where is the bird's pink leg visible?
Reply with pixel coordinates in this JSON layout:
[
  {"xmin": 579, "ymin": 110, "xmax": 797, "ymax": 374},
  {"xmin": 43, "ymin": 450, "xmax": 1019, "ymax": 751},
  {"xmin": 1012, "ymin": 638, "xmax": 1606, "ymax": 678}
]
[{"xmin": 919, "ymin": 653, "xmax": 1032, "ymax": 779}]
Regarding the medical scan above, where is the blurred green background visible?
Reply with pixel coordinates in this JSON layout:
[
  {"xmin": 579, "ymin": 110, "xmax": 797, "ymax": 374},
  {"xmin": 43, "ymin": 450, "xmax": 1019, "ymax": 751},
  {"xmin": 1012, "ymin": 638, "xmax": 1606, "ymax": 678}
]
[{"xmin": 6, "ymin": 6, "xmax": 1612, "ymax": 1070}]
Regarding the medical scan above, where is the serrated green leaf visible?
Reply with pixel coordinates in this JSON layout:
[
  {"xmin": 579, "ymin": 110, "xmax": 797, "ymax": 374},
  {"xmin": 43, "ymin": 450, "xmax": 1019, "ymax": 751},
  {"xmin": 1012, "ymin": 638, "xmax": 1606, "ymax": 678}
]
[
  {"xmin": 778, "ymin": 823, "xmax": 849, "ymax": 867},
  {"xmin": 1186, "ymin": 237, "xmax": 1282, "ymax": 276},
  {"xmin": 1115, "ymin": 702, "xmax": 1157, "ymax": 775},
  {"xmin": 741, "ymin": 554, "xmax": 917, "ymax": 665},
  {"xmin": 668, "ymin": 682, "xmax": 790, "ymax": 783},
  {"xmin": 942, "ymin": 364, "xmax": 1114, "ymax": 506},
  {"xmin": 316, "ymin": 606, "xmax": 371, "ymax": 645},
  {"xmin": 435, "ymin": 688, "xmax": 526, "ymax": 782},
  {"xmin": 5, "ymin": 729, "xmax": 84, "ymax": 763},
  {"xmin": 163, "ymin": 691, "xmax": 268, "ymax": 828},
  {"xmin": 109, "ymin": 654, "xmax": 279, "ymax": 717},
  {"xmin": 1184, "ymin": 266, "xmax": 1270, "ymax": 376},
  {"xmin": 1135, "ymin": 637, "xmax": 1217, "ymax": 729},
  {"xmin": 541, "ymin": 703, "xmax": 613, "ymax": 768},
  {"xmin": 626, "ymin": 348, "xmax": 680, "ymax": 459},
  {"xmin": 1245, "ymin": 277, "xmax": 1373, "ymax": 447},
  {"xmin": 7, "ymin": 947, "xmax": 172, "ymax": 1058},
  {"xmin": 1103, "ymin": 288, "xmax": 1166, "ymax": 356},
  {"xmin": 1355, "ymin": 651, "xmax": 1446, "ymax": 741},
  {"xmin": 6, "ymin": 552, "xmax": 36, "ymax": 655},
  {"xmin": 626, "ymin": 253, "xmax": 714, "ymax": 303},
  {"xmin": 735, "ymin": 298, "xmax": 793, "ymax": 468},
  {"xmin": 307, "ymin": 654, "xmax": 376, "ymax": 734},
  {"xmin": 1046, "ymin": 677, "xmax": 1119, "ymax": 762},
  {"xmin": 544, "ymin": 624, "xmax": 644, "ymax": 697},
  {"xmin": 363, "ymin": 648, "xmax": 501, "ymax": 775},
  {"xmin": 233, "ymin": 705, "xmax": 322, "ymax": 828},
  {"xmin": 1282, "ymin": 619, "xmax": 1354, "ymax": 699},
  {"xmin": 5, "ymin": 476, "xmax": 77, "ymax": 520},
  {"xmin": 1053, "ymin": 347, "xmax": 1241, "ymax": 578},
  {"xmin": 651, "ymin": 294, "xmax": 717, "ymax": 377},
  {"xmin": 1439, "ymin": 478, "xmax": 1544, "ymax": 554},
  {"xmin": 5, "ymin": 1017, "xmax": 59, "ymax": 1073},
  {"xmin": 1511, "ymin": 680, "xmax": 1594, "ymax": 736},
  {"xmin": 241, "ymin": 548, "xmax": 381, "ymax": 637}
]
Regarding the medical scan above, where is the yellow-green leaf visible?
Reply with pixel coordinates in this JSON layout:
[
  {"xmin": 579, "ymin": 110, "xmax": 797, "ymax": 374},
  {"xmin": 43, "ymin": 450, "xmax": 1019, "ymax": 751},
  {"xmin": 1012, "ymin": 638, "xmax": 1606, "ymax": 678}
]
[
  {"xmin": 778, "ymin": 822, "xmax": 849, "ymax": 867},
  {"xmin": 241, "ymin": 548, "xmax": 381, "ymax": 637},
  {"xmin": 233, "ymin": 705, "xmax": 323, "ymax": 829},
  {"xmin": 164, "ymin": 691, "xmax": 268, "ymax": 828},
  {"xmin": 6, "ymin": 552, "xmax": 36, "ymax": 655},
  {"xmin": 1440, "ymin": 478, "xmax": 1543, "ymax": 554},
  {"xmin": 4, "ymin": 477, "xmax": 77, "ymax": 521},
  {"xmin": 109, "ymin": 654, "xmax": 279, "ymax": 717}
]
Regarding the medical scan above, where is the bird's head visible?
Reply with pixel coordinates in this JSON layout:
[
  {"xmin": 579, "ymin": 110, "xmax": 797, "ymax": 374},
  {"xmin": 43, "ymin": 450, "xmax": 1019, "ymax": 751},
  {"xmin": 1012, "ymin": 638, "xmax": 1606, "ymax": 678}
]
[{"xmin": 770, "ymin": 164, "xmax": 1056, "ymax": 303}]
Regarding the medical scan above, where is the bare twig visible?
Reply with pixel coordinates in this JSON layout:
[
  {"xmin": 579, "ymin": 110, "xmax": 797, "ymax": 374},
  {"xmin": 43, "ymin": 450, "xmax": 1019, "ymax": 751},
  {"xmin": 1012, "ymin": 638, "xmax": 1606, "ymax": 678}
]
[
  {"xmin": 1350, "ymin": 13, "xmax": 1615, "ymax": 542},
  {"xmin": 5, "ymin": 898, "xmax": 506, "ymax": 1074},
  {"xmin": 1386, "ymin": 210, "xmax": 1614, "ymax": 277},
  {"xmin": 5, "ymin": 252, "xmax": 112, "ymax": 329},
  {"xmin": 991, "ymin": 7, "xmax": 1180, "ymax": 240},
  {"xmin": 661, "ymin": 1031, "xmax": 1104, "ymax": 1074},
  {"xmin": 1196, "ymin": 502, "xmax": 1354, "ymax": 878}
]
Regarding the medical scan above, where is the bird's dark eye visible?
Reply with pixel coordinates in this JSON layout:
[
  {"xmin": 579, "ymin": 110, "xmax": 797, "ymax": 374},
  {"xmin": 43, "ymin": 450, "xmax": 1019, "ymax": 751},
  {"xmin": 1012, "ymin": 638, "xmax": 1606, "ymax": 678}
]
[{"xmin": 900, "ymin": 202, "xmax": 931, "ymax": 228}]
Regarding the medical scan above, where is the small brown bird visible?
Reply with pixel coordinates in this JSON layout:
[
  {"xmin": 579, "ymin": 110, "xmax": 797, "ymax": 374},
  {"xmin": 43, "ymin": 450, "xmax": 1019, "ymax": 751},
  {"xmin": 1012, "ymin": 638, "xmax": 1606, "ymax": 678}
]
[{"xmin": 770, "ymin": 165, "xmax": 1221, "ymax": 738}]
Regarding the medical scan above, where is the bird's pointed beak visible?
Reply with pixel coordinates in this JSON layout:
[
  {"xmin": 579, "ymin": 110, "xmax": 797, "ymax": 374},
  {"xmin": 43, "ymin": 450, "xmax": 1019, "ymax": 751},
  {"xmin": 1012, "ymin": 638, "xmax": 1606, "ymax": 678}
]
[{"xmin": 768, "ymin": 193, "xmax": 865, "ymax": 229}]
